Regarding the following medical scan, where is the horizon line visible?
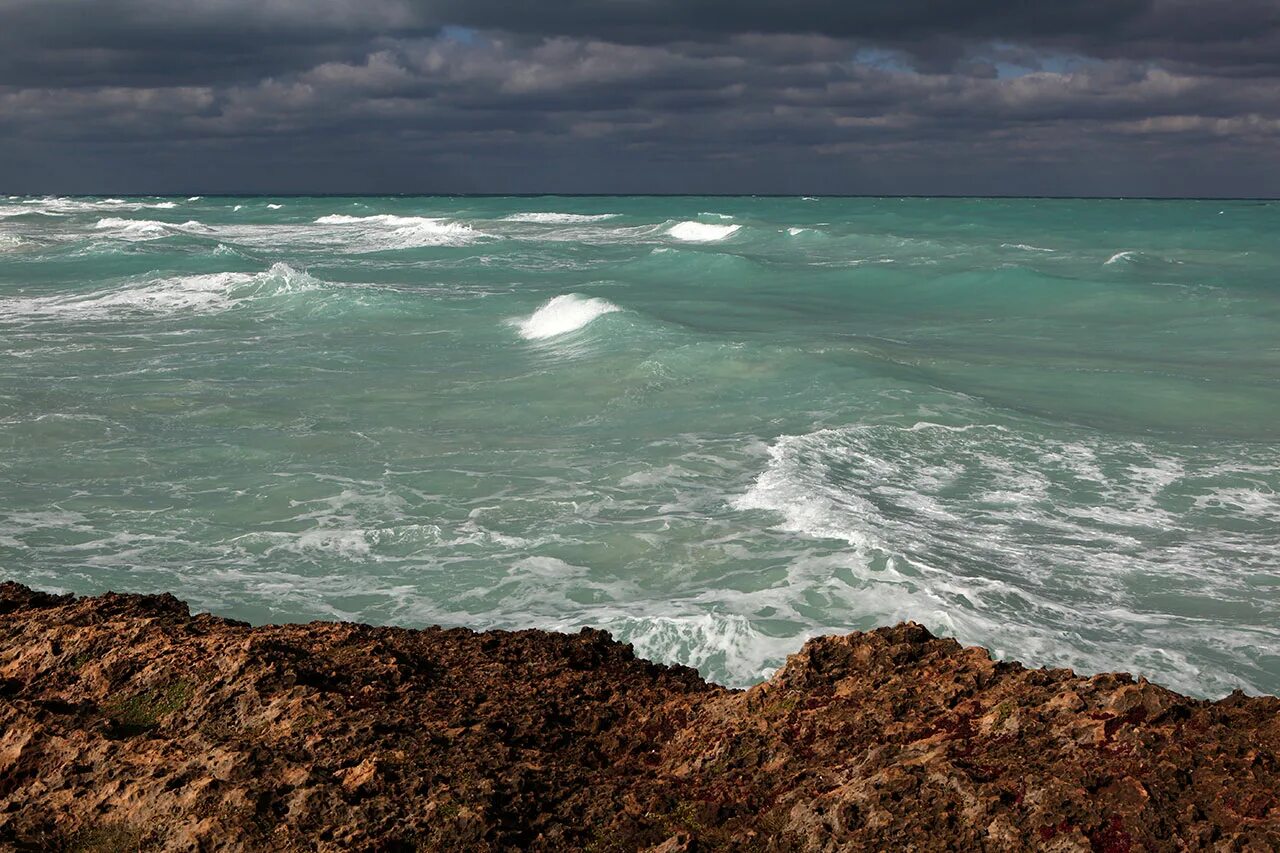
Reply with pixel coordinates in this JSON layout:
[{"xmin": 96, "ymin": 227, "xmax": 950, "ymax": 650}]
[{"xmin": 4, "ymin": 192, "xmax": 1278, "ymax": 201}]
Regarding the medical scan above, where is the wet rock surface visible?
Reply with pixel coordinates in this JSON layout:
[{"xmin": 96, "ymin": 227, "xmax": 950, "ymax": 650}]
[{"xmin": 1, "ymin": 581, "xmax": 1277, "ymax": 851}]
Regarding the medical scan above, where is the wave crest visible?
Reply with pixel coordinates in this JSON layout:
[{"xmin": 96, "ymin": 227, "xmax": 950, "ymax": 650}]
[
  {"xmin": 314, "ymin": 213, "xmax": 484, "ymax": 250},
  {"xmin": 669, "ymin": 221, "xmax": 741, "ymax": 242},
  {"xmin": 0, "ymin": 262, "xmax": 324, "ymax": 320},
  {"xmin": 514, "ymin": 293, "xmax": 621, "ymax": 340},
  {"xmin": 501, "ymin": 212, "xmax": 619, "ymax": 223}
]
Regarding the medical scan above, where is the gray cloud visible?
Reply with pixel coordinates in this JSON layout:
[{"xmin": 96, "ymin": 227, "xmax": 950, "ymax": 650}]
[{"xmin": 0, "ymin": 1, "xmax": 1277, "ymax": 195}]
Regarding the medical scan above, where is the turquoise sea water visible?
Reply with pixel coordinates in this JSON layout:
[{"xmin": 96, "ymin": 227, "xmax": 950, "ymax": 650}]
[{"xmin": 2, "ymin": 195, "xmax": 1278, "ymax": 696}]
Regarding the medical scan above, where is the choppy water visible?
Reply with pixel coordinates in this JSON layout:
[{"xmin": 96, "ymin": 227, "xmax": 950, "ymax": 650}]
[{"xmin": 2, "ymin": 194, "xmax": 1278, "ymax": 696}]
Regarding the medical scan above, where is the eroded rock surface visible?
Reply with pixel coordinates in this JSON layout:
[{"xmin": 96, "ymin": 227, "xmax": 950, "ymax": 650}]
[{"xmin": 1, "ymin": 582, "xmax": 1277, "ymax": 851}]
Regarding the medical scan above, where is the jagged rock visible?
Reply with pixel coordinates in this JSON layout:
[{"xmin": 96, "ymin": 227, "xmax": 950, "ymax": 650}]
[{"xmin": 1, "ymin": 582, "xmax": 1277, "ymax": 851}]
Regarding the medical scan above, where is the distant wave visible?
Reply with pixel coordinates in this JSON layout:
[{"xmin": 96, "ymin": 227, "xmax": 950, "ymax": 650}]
[
  {"xmin": 93, "ymin": 218, "xmax": 172, "ymax": 240},
  {"xmin": 316, "ymin": 214, "xmax": 450, "ymax": 226},
  {"xmin": 1002, "ymin": 243, "xmax": 1055, "ymax": 252},
  {"xmin": 92, "ymin": 218, "xmax": 209, "ymax": 241},
  {"xmin": 1105, "ymin": 251, "xmax": 1137, "ymax": 265},
  {"xmin": 501, "ymin": 212, "xmax": 619, "ymax": 223},
  {"xmin": 513, "ymin": 293, "xmax": 620, "ymax": 340},
  {"xmin": 669, "ymin": 221, "xmax": 741, "ymax": 242},
  {"xmin": 314, "ymin": 213, "xmax": 485, "ymax": 250},
  {"xmin": 0, "ymin": 262, "xmax": 322, "ymax": 320}
]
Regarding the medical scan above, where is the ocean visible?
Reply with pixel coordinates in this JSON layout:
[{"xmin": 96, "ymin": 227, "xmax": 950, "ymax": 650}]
[{"xmin": 2, "ymin": 194, "xmax": 1277, "ymax": 697}]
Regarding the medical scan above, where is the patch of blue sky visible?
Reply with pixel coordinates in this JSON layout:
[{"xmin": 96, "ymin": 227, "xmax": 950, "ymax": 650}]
[
  {"xmin": 441, "ymin": 25, "xmax": 480, "ymax": 44},
  {"xmin": 851, "ymin": 47, "xmax": 914, "ymax": 73}
]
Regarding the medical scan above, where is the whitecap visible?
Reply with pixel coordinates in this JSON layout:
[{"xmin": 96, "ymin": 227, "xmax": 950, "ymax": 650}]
[
  {"xmin": 512, "ymin": 293, "xmax": 621, "ymax": 340},
  {"xmin": 501, "ymin": 212, "xmax": 619, "ymax": 223},
  {"xmin": 91, "ymin": 217, "xmax": 208, "ymax": 241},
  {"xmin": 314, "ymin": 213, "xmax": 485, "ymax": 251},
  {"xmin": 1105, "ymin": 250, "xmax": 1136, "ymax": 265},
  {"xmin": 0, "ymin": 262, "xmax": 323, "ymax": 320},
  {"xmin": 267, "ymin": 203, "xmax": 283, "ymax": 210},
  {"xmin": 92, "ymin": 217, "xmax": 170, "ymax": 240},
  {"xmin": 669, "ymin": 221, "xmax": 741, "ymax": 242}
]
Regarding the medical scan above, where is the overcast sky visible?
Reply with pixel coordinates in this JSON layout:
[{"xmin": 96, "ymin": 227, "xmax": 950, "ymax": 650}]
[{"xmin": 2, "ymin": 0, "xmax": 1277, "ymax": 196}]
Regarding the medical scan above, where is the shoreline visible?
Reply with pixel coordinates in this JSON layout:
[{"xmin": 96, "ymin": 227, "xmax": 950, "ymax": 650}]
[{"xmin": 3, "ymin": 581, "xmax": 1278, "ymax": 849}]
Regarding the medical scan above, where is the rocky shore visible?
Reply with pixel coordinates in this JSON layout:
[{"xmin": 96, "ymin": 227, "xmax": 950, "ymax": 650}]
[{"xmin": 1, "ymin": 582, "xmax": 1277, "ymax": 851}]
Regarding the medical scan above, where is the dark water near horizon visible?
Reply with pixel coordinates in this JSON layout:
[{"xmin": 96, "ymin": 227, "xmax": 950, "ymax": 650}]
[{"xmin": 2, "ymin": 194, "xmax": 1278, "ymax": 696}]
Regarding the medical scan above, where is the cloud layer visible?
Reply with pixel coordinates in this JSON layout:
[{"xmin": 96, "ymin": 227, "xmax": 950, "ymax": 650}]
[{"xmin": 1, "ymin": 1, "xmax": 1277, "ymax": 194}]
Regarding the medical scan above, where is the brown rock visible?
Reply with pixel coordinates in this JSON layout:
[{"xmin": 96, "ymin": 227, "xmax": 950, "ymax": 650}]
[{"xmin": 1, "ymin": 582, "xmax": 1278, "ymax": 851}]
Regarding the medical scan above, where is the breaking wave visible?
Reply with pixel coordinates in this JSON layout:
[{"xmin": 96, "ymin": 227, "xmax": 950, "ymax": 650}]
[
  {"xmin": 575, "ymin": 613, "xmax": 791, "ymax": 686},
  {"xmin": 314, "ymin": 214, "xmax": 485, "ymax": 251},
  {"xmin": 513, "ymin": 293, "xmax": 621, "ymax": 340},
  {"xmin": 0, "ymin": 263, "xmax": 325, "ymax": 320},
  {"xmin": 92, "ymin": 218, "xmax": 210, "ymax": 241},
  {"xmin": 501, "ymin": 212, "xmax": 619, "ymax": 223},
  {"xmin": 736, "ymin": 421, "xmax": 1280, "ymax": 696},
  {"xmin": 669, "ymin": 221, "xmax": 741, "ymax": 242}
]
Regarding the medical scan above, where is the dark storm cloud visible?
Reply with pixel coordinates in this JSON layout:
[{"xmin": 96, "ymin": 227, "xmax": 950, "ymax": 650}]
[{"xmin": 0, "ymin": 0, "xmax": 1277, "ymax": 194}]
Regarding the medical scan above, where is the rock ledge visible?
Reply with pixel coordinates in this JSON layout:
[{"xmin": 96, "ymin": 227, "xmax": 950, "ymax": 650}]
[{"xmin": 1, "ymin": 582, "xmax": 1277, "ymax": 851}]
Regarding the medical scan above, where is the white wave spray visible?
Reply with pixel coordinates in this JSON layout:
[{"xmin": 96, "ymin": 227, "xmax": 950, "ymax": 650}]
[
  {"xmin": 669, "ymin": 221, "xmax": 741, "ymax": 242},
  {"xmin": 513, "ymin": 293, "xmax": 621, "ymax": 340}
]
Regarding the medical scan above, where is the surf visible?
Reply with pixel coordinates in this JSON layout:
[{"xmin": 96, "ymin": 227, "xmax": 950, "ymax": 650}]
[
  {"xmin": 669, "ymin": 221, "xmax": 741, "ymax": 241},
  {"xmin": 513, "ymin": 293, "xmax": 622, "ymax": 340}
]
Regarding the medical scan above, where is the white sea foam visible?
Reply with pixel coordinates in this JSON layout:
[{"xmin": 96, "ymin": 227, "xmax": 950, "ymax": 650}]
[
  {"xmin": 91, "ymin": 217, "xmax": 208, "ymax": 241},
  {"xmin": 1002, "ymin": 243, "xmax": 1055, "ymax": 252},
  {"xmin": 501, "ymin": 212, "xmax": 619, "ymax": 223},
  {"xmin": 149, "ymin": 201, "xmax": 178, "ymax": 209},
  {"xmin": 0, "ymin": 262, "xmax": 322, "ymax": 320},
  {"xmin": 1105, "ymin": 250, "xmax": 1137, "ymax": 265},
  {"xmin": 267, "ymin": 203, "xmax": 283, "ymax": 210},
  {"xmin": 669, "ymin": 221, "xmax": 741, "ymax": 241},
  {"xmin": 92, "ymin": 218, "xmax": 170, "ymax": 239},
  {"xmin": 735, "ymin": 421, "xmax": 1280, "ymax": 696},
  {"xmin": 314, "ymin": 213, "xmax": 484, "ymax": 250},
  {"xmin": 591, "ymin": 613, "xmax": 788, "ymax": 685},
  {"xmin": 187, "ymin": 196, "xmax": 202, "ymax": 201},
  {"xmin": 513, "ymin": 293, "xmax": 621, "ymax": 340},
  {"xmin": 314, "ymin": 214, "xmax": 424, "ymax": 225}
]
